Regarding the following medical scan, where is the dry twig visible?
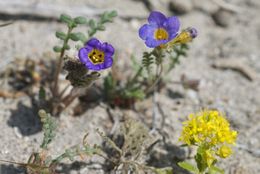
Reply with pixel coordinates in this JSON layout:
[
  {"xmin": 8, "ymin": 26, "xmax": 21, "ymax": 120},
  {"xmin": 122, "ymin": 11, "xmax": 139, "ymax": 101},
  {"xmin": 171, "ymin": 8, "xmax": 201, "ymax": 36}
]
[{"xmin": 212, "ymin": 58, "xmax": 259, "ymax": 81}]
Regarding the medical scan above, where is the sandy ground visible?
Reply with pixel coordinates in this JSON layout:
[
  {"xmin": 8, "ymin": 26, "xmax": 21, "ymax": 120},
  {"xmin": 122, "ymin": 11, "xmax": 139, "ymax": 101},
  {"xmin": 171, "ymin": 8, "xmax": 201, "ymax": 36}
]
[{"xmin": 0, "ymin": 0, "xmax": 260, "ymax": 173}]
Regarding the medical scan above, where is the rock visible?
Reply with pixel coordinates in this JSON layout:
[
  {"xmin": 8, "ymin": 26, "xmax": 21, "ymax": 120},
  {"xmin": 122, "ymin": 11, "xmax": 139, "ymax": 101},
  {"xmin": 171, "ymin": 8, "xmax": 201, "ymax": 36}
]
[
  {"xmin": 186, "ymin": 89, "xmax": 200, "ymax": 105},
  {"xmin": 148, "ymin": 0, "xmax": 170, "ymax": 15},
  {"xmin": 13, "ymin": 126, "xmax": 23, "ymax": 139},
  {"xmin": 130, "ymin": 19, "xmax": 141, "ymax": 30},
  {"xmin": 246, "ymin": 0, "xmax": 260, "ymax": 8},
  {"xmin": 212, "ymin": 9, "xmax": 233, "ymax": 27},
  {"xmin": 169, "ymin": 0, "xmax": 193, "ymax": 14},
  {"xmin": 192, "ymin": 0, "xmax": 219, "ymax": 14}
]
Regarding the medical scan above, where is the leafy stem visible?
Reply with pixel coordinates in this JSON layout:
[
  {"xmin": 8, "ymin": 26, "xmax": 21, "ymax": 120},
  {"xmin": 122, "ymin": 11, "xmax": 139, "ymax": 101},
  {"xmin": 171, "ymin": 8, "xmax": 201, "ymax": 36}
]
[
  {"xmin": 166, "ymin": 43, "xmax": 189, "ymax": 73},
  {"xmin": 145, "ymin": 48, "xmax": 164, "ymax": 94},
  {"xmin": 53, "ymin": 26, "xmax": 73, "ymax": 98}
]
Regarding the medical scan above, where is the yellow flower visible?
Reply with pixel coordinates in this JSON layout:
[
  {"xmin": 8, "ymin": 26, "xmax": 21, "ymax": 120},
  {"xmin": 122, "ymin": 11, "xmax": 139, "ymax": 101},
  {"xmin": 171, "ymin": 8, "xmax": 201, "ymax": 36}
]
[
  {"xmin": 179, "ymin": 110, "xmax": 237, "ymax": 148},
  {"xmin": 179, "ymin": 110, "xmax": 237, "ymax": 171},
  {"xmin": 217, "ymin": 145, "xmax": 233, "ymax": 158},
  {"xmin": 204, "ymin": 149, "xmax": 215, "ymax": 167}
]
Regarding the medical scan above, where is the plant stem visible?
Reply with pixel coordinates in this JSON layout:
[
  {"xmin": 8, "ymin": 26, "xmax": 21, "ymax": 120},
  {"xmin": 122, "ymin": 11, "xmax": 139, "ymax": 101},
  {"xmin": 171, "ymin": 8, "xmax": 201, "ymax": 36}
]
[
  {"xmin": 145, "ymin": 62, "xmax": 163, "ymax": 95},
  {"xmin": 53, "ymin": 27, "xmax": 73, "ymax": 98},
  {"xmin": 126, "ymin": 67, "xmax": 143, "ymax": 88}
]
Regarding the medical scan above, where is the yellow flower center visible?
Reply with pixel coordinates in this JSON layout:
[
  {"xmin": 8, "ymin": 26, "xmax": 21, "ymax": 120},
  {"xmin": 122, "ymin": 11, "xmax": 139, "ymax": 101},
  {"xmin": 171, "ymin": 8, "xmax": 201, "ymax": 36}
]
[
  {"xmin": 88, "ymin": 49, "xmax": 105, "ymax": 64},
  {"xmin": 154, "ymin": 28, "xmax": 169, "ymax": 40}
]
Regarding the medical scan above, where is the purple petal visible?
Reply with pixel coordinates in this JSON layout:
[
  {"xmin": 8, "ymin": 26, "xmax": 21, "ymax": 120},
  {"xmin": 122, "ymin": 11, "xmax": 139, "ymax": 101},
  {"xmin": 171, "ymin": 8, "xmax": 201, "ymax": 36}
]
[
  {"xmin": 139, "ymin": 24, "xmax": 156, "ymax": 40},
  {"xmin": 189, "ymin": 27, "xmax": 198, "ymax": 38},
  {"xmin": 148, "ymin": 11, "xmax": 167, "ymax": 26},
  {"xmin": 145, "ymin": 38, "xmax": 157, "ymax": 48},
  {"xmin": 85, "ymin": 61, "xmax": 99, "ymax": 70},
  {"xmin": 163, "ymin": 16, "xmax": 180, "ymax": 35},
  {"xmin": 103, "ymin": 56, "xmax": 113, "ymax": 69},
  {"xmin": 84, "ymin": 56, "xmax": 113, "ymax": 71},
  {"xmin": 85, "ymin": 38, "xmax": 101, "ymax": 48},
  {"xmin": 100, "ymin": 42, "xmax": 115, "ymax": 57},
  {"xmin": 145, "ymin": 38, "xmax": 167, "ymax": 48},
  {"xmin": 78, "ymin": 47, "xmax": 92, "ymax": 64},
  {"xmin": 168, "ymin": 33, "xmax": 178, "ymax": 41}
]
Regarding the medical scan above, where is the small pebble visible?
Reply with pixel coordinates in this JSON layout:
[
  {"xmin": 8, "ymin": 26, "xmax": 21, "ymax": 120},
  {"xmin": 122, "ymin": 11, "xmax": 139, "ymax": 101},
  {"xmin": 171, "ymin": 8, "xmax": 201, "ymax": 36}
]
[
  {"xmin": 0, "ymin": 149, "xmax": 9, "ymax": 155},
  {"xmin": 169, "ymin": 0, "xmax": 193, "ymax": 14},
  {"xmin": 130, "ymin": 19, "xmax": 140, "ymax": 30},
  {"xmin": 23, "ymin": 136, "xmax": 30, "ymax": 142},
  {"xmin": 186, "ymin": 89, "xmax": 199, "ymax": 105},
  {"xmin": 249, "ymin": 138, "xmax": 259, "ymax": 146},
  {"xmin": 14, "ymin": 127, "xmax": 23, "ymax": 139},
  {"xmin": 212, "ymin": 9, "xmax": 233, "ymax": 27}
]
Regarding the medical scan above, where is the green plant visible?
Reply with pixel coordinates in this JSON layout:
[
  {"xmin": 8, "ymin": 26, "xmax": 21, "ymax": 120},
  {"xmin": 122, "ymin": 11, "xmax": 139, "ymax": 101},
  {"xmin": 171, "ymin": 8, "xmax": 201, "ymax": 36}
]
[{"xmin": 39, "ymin": 11, "xmax": 117, "ymax": 116}]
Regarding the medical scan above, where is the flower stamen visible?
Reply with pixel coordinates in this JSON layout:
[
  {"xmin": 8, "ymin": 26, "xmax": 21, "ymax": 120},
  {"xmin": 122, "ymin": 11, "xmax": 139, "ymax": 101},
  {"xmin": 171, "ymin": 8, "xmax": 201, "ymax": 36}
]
[
  {"xmin": 154, "ymin": 28, "xmax": 169, "ymax": 40},
  {"xmin": 88, "ymin": 49, "xmax": 105, "ymax": 64}
]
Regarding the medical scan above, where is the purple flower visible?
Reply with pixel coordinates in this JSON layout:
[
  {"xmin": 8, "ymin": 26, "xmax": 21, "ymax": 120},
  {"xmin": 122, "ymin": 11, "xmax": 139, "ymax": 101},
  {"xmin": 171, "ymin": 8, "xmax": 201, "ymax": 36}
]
[
  {"xmin": 188, "ymin": 27, "xmax": 198, "ymax": 39},
  {"xmin": 139, "ymin": 11, "xmax": 180, "ymax": 48},
  {"xmin": 78, "ymin": 38, "xmax": 114, "ymax": 71}
]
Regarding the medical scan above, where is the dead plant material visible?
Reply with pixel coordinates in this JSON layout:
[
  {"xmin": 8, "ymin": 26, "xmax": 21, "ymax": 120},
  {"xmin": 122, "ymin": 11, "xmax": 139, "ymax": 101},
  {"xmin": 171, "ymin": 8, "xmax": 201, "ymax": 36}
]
[
  {"xmin": 0, "ymin": 90, "xmax": 26, "ymax": 98},
  {"xmin": 181, "ymin": 74, "xmax": 200, "ymax": 91},
  {"xmin": 212, "ymin": 58, "xmax": 259, "ymax": 81}
]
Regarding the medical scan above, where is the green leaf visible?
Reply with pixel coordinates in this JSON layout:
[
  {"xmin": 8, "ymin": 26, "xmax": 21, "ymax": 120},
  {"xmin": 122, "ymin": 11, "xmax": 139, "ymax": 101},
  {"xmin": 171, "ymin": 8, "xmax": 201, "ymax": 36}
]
[
  {"xmin": 39, "ymin": 110, "xmax": 57, "ymax": 149},
  {"xmin": 63, "ymin": 44, "xmax": 70, "ymax": 50},
  {"xmin": 88, "ymin": 19, "xmax": 95, "ymax": 28},
  {"xmin": 53, "ymin": 46, "xmax": 62, "ymax": 52},
  {"xmin": 55, "ymin": 31, "xmax": 67, "ymax": 40},
  {"xmin": 68, "ymin": 21, "xmax": 77, "ymax": 29},
  {"xmin": 97, "ymin": 25, "xmax": 105, "ymax": 31},
  {"xmin": 39, "ymin": 86, "xmax": 46, "ymax": 100},
  {"xmin": 209, "ymin": 165, "xmax": 224, "ymax": 174},
  {"xmin": 74, "ymin": 16, "xmax": 87, "ymax": 24},
  {"xmin": 60, "ymin": 14, "xmax": 73, "ymax": 24},
  {"xmin": 154, "ymin": 167, "xmax": 173, "ymax": 174},
  {"xmin": 108, "ymin": 10, "xmax": 118, "ymax": 18},
  {"xmin": 125, "ymin": 89, "xmax": 145, "ymax": 99},
  {"xmin": 178, "ymin": 162, "xmax": 199, "ymax": 173},
  {"xmin": 88, "ymin": 30, "xmax": 96, "ymax": 37},
  {"xmin": 195, "ymin": 152, "xmax": 208, "ymax": 173},
  {"xmin": 69, "ymin": 33, "xmax": 80, "ymax": 41},
  {"xmin": 68, "ymin": 32, "xmax": 86, "ymax": 43}
]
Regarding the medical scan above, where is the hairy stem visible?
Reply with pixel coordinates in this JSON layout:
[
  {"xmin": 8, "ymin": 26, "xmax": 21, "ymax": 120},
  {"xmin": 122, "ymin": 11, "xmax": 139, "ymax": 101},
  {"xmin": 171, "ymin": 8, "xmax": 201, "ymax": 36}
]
[
  {"xmin": 53, "ymin": 27, "xmax": 73, "ymax": 98},
  {"xmin": 145, "ymin": 62, "xmax": 163, "ymax": 95}
]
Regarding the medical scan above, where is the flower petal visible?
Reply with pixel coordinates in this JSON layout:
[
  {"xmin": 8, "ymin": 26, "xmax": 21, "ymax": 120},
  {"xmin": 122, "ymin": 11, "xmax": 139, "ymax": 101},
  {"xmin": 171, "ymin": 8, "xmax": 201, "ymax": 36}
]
[
  {"xmin": 168, "ymin": 32, "xmax": 178, "ymax": 41},
  {"xmin": 85, "ymin": 38, "xmax": 101, "ymax": 48},
  {"xmin": 139, "ymin": 24, "xmax": 156, "ymax": 40},
  {"xmin": 78, "ymin": 47, "xmax": 92, "ymax": 64},
  {"xmin": 148, "ymin": 11, "xmax": 167, "ymax": 26},
  {"xmin": 100, "ymin": 42, "xmax": 115, "ymax": 57},
  {"xmin": 85, "ymin": 61, "xmax": 98, "ymax": 70},
  {"xmin": 163, "ymin": 16, "xmax": 180, "ymax": 34},
  {"xmin": 85, "ymin": 56, "xmax": 113, "ymax": 71},
  {"xmin": 103, "ymin": 56, "xmax": 113, "ymax": 69},
  {"xmin": 145, "ymin": 38, "xmax": 167, "ymax": 48}
]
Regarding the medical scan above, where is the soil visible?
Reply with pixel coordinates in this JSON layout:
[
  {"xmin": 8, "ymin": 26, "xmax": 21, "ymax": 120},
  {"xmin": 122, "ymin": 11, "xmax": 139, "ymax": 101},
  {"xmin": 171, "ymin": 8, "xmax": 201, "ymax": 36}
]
[{"xmin": 0, "ymin": 0, "xmax": 259, "ymax": 174}]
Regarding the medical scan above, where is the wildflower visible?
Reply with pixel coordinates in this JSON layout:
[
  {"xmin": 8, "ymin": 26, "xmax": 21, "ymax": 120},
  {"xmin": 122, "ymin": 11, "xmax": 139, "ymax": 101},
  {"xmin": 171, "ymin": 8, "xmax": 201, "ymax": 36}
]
[
  {"xmin": 179, "ymin": 110, "xmax": 237, "ymax": 147},
  {"xmin": 78, "ymin": 38, "xmax": 114, "ymax": 71},
  {"xmin": 203, "ymin": 149, "xmax": 215, "ymax": 167},
  {"xmin": 167, "ymin": 27, "xmax": 198, "ymax": 46},
  {"xmin": 217, "ymin": 145, "xmax": 233, "ymax": 158},
  {"xmin": 139, "ymin": 11, "xmax": 180, "ymax": 48},
  {"xmin": 179, "ymin": 110, "xmax": 236, "ymax": 174}
]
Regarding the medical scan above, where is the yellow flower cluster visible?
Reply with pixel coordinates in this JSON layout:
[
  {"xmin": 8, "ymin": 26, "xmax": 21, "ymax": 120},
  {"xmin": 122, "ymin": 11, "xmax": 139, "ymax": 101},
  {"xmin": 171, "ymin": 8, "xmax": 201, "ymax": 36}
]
[{"xmin": 179, "ymin": 110, "xmax": 237, "ymax": 160}]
